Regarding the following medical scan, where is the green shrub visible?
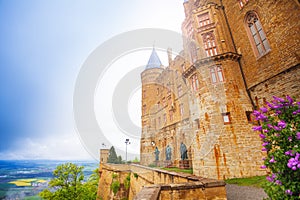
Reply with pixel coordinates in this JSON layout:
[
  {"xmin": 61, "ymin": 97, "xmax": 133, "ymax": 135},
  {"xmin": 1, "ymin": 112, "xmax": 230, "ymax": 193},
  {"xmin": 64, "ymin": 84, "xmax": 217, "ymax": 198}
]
[
  {"xmin": 110, "ymin": 180, "xmax": 120, "ymax": 195},
  {"xmin": 124, "ymin": 173, "xmax": 131, "ymax": 190}
]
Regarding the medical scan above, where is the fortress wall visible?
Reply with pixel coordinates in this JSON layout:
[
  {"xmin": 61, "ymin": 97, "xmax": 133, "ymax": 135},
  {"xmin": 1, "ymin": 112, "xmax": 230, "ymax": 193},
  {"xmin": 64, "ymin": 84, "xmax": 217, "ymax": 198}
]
[{"xmin": 98, "ymin": 163, "xmax": 226, "ymax": 200}]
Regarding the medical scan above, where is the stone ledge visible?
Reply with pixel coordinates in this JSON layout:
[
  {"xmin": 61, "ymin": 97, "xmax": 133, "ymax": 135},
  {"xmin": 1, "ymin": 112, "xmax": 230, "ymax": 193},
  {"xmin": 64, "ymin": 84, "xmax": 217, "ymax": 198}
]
[{"xmin": 134, "ymin": 186, "xmax": 161, "ymax": 200}]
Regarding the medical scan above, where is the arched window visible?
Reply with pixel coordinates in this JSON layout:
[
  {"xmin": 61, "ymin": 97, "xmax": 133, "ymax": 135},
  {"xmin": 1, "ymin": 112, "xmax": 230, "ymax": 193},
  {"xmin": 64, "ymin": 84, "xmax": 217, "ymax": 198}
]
[{"xmin": 245, "ymin": 12, "xmax": 270, "ymax": 57}]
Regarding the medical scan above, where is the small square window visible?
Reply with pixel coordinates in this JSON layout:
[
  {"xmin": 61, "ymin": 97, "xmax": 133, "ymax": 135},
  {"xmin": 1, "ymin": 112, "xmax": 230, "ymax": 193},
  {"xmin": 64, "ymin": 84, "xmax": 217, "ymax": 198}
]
[{"xmin": 222, "ymin": 112, "xmax": 231, "ymax": 124}]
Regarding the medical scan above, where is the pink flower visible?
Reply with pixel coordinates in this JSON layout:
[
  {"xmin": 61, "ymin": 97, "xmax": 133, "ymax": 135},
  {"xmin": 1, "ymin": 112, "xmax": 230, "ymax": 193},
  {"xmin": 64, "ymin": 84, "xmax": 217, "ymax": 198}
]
[
  {"xmin": 260, "ymin": 107, "xmax": 268, "ymax": 113},
  {"xmin": 286, "ymin": 95, "xmax": 293, "ymax": 104},
  {"xmin": 269, "ymin": 156, "xmax": 275, "ymax": 163},
  {"xmin": 252, "ymin": 126, "xmax": 262, "ymax": 131},
  {"xmin": 296, "ymin": 132, "xmax": 300, "ymax": 140},
  {"xmin": 278, "ymin": 120, "xmax": 286, "ymax": 128},
  {"xmin": 260, "ymin": 165, "xmax": 267, "ymax": 169},
  {"xmin": 262, "ymin": 142, "xmax": 269, "ymax": 146},
  {"xmin": 285, "ymin": 189, "xmax": 293, "ymax": 196},
  {"xmin": 259, "ymin": 134, "xmax": 266, "ymax": 139},
  {"xmin": 273, "ymin": 96, "xmax": 285, "ymax": 103}
]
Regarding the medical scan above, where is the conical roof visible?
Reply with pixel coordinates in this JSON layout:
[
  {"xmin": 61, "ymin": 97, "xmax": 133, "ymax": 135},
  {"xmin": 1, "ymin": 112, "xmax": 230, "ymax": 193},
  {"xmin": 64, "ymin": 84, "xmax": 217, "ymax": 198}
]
[{"xmin": 145, "ymin": 48, "xmax": 162, "ymax": 69}]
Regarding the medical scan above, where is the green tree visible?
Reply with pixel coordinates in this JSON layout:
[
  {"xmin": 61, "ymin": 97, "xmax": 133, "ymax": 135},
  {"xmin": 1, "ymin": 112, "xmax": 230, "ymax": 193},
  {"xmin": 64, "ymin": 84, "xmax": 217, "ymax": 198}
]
[
  {"xmin": 39, "ymin": 163, "xmax": 99, "ymax": 200},
  {"xmin": 107, "ymin": 146, "xmax": 118, "ymax": 164},
  {"xmin": 117, "ymin": 155, "xmax": 123, "ymax": 164}
]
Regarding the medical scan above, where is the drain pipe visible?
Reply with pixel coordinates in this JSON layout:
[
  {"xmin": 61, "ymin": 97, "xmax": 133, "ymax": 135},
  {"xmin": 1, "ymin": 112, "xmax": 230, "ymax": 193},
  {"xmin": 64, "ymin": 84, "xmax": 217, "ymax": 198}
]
[{"xmin": 219, "ymin": 0, "xmax": 256, "ymax": 109}]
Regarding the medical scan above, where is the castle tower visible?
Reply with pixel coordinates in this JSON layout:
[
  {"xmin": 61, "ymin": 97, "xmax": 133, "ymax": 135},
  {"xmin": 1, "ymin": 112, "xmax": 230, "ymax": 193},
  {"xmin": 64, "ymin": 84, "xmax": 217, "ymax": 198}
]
[
  {"xmin": 140, "ymin": 48, "xmax": 164, "ymax": 165},
  {"xmin": 100, "ymin": 149, "xmax": 109, "ymax": 164},
  {"xmin": 181, "ymin": 0, "xmax": 265, "ymax": 179}
]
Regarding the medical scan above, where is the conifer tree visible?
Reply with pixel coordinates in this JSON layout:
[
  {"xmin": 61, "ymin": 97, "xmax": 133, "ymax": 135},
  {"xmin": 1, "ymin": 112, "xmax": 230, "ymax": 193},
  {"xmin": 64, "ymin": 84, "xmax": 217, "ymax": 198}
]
[{"xmin": 107, "ymin": 146, "xmax": 118, "ymax": 164}]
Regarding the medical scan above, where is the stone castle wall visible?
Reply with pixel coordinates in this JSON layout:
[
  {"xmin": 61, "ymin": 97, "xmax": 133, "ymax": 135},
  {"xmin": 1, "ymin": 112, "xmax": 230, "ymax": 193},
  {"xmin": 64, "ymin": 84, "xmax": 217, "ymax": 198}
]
[{"xmin": 97, "ymin": 163, "xmax": 227, "ymax": 200}]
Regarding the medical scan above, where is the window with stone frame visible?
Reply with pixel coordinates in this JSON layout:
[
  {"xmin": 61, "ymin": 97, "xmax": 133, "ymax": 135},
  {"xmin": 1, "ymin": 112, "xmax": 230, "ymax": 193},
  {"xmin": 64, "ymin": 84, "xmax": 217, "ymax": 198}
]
[
  {"xmin": 210, "ymin": 65, "xmax": 224, "ymax": 83},
  {"xmin": 245, "ymin": 11, "xmax": 270, "ymax": 57},
  {"xmin": 198, "ymin": 12, "xmax": 210, "ymax": 27},
  {"xmin": 222, "ymin": 112, "xmax": 231, "ymax": 124},
  {"xmin": 186, "ymin": 22, "xmax": 194, "ymax": 39},
  {"xmin": 190, "ymin": 74, "xmax": 199, "ymax": 91},
  {"xmin": 202, "ymin": 32, "xmax": 218, "ymax": 57},
  {"xmin": 163, "ymin": 113, "xmax": 167, "ymax": 124}
]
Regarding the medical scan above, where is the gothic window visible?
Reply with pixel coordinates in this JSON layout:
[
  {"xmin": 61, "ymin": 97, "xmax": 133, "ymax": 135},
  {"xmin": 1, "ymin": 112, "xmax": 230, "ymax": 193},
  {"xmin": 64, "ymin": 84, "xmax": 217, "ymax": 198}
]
[
  {"xmin": 198, "ymin": 12, "xmax": 210, "ymax": 27},
  {"xmin": 245, "ymin": 12, "xmax": 270, "ymax": 57},
  {"xmin": 190, "ymin": 74, "xmax": 199, "ymax": 91},
  {"xmin": 143, "ymin": 105, "xmax": 146, "ymax": 115},
  {"xmin": 210, "ymin": 68, "xmax": 217, "ymax": 83},
  {"xmin": 163, "ymin": 113, "xmax": 167, "ymax": 123},
  {"xmin": 202, "ymin": 32, "xmax": 218, "ymax": 57},
  {"xmin": 210, "ymin": 65, "xmax": 224, "ymax": 83},
  {"xmin": 217, "ymin": 66, "xmax": 224, "ymax": 82}
]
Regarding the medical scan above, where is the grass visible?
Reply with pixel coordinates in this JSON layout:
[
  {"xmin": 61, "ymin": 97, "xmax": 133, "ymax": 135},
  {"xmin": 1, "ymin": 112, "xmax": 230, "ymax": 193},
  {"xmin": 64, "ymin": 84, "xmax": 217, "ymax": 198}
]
[
  {"xmin": 161, "ymin": 167, "xmax": 193, "ymax": 174},
  {"xmin": 225, "ymin": 175, "xmax": 267, "ymax": 188}
]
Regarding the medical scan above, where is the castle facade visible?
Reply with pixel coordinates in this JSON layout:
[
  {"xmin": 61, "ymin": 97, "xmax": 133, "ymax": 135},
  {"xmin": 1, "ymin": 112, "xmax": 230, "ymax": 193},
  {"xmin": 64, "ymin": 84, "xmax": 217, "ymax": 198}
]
[{"xmin": 140, "ymin": 0, "xmax": 300, "ymax": 179}]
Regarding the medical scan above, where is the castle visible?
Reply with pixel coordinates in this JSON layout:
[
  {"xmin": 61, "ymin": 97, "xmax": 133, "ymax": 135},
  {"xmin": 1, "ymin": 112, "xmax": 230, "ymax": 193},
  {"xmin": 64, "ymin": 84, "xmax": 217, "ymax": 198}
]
[{"xmin": 140, "ymin": 0, "xmax": 300, "ymax": 180}]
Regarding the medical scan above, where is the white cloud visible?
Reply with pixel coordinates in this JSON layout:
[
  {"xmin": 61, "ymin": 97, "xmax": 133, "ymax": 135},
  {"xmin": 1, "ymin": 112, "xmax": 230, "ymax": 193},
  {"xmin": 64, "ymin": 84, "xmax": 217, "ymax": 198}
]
[{"xmin": 1, "ymin": 133, "xmax": 94, "ymax": 161}]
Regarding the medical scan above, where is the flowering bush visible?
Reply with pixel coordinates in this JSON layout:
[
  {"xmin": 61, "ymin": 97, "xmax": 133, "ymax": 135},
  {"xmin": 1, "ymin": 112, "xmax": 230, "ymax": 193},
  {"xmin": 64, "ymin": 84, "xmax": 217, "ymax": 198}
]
[{"xmin": 252, "ymin": 96, "xmax": 300, "ymax": 199}]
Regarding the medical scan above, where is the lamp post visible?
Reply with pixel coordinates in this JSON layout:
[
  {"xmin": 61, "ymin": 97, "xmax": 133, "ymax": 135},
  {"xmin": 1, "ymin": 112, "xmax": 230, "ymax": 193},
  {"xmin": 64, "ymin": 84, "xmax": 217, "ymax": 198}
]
[{"xmin": 125, "ymin": 139, "xmax": 130, "ymax": 162}]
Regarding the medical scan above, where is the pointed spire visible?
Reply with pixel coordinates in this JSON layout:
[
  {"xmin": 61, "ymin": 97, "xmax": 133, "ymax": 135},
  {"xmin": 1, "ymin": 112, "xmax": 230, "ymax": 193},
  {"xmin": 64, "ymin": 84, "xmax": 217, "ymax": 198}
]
[{"xmin": 145, "ymin": 48, "xmax": 162, "ymax": 70}]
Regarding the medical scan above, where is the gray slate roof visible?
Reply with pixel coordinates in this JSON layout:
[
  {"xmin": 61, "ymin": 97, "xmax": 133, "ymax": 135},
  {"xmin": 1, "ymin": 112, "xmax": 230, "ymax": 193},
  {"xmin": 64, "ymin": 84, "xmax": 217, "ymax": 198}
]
[{"xmin": 145, "ymin": 48, "xmax": 162, "ymax": 69}]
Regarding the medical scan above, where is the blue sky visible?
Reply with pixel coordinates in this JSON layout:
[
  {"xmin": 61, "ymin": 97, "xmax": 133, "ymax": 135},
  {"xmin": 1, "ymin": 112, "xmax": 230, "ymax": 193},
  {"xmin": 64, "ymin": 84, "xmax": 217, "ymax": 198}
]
[{"xmin": 0, "ymin": 0, "xmax": 185, "ymax": 160}]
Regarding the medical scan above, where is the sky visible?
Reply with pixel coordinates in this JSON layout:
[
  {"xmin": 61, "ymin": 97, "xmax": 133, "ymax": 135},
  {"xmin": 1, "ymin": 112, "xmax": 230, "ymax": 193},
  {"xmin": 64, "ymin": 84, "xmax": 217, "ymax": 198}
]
[{"xmin": 0, "ymin": 0, "xmax": 185, "ymax": 161}]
